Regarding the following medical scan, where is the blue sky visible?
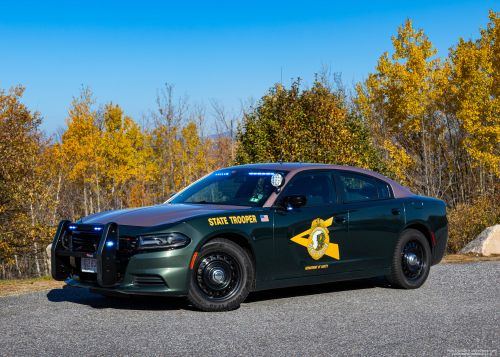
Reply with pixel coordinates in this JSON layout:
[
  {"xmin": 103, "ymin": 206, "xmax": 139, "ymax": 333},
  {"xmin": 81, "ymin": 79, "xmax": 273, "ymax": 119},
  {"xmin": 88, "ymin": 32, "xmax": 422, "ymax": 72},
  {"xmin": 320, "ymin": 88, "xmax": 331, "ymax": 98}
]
[{"xmin": 1, "ymin": 1, "xmax": 498, "ymax": 135}]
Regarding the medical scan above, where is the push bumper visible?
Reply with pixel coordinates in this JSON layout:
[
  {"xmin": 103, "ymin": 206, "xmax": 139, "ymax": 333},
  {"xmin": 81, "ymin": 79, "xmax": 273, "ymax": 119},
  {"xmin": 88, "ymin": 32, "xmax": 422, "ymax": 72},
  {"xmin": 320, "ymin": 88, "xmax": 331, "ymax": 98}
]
[
  {"xmin": 52, "ymin": 220, "xmax": 120, "ymax": 287},
  {"xmin": 51, "ymin": 220, "xmax": 193, "ymax": 297}
]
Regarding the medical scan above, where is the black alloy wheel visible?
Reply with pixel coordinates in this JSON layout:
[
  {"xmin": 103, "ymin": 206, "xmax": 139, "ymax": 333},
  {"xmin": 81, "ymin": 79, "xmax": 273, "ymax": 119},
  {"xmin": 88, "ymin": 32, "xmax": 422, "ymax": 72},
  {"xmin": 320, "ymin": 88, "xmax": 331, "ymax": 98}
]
[
  {"xmin": 187, "ymin": 238, "xmax": 254, "ymax": 312},
  {"xmin": 195, "ymin": 253, "xmax": 242, "ymax": 301},
  {"xmin": 386, "ymin": 229, "xmax": 431, "ymax": 289},
  {"xmin": 401, "ymin": 241, "xmax": 425, "ymax": 280}
]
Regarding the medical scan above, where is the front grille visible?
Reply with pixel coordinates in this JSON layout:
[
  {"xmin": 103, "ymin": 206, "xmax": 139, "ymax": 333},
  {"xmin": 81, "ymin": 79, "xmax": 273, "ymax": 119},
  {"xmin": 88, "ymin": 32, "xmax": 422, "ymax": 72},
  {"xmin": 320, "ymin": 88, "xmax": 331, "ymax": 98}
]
[
  {"xmin": 118, "ymin": 237, "xmax": 138, "ymax": 252},
  {"xmin": 66, "ymin": 229, "xmax": 139, "ymax": 286},
  {"xmin": 73, "ymin": 232, "xmax": 102, "ymax": 252},
  {"xmin": 133, "ymin": 275, "xmax": 166, "ymax": 286},
  {"xmin": 70, "ymin": 233, "xmax": 138, "ymax": 253}
]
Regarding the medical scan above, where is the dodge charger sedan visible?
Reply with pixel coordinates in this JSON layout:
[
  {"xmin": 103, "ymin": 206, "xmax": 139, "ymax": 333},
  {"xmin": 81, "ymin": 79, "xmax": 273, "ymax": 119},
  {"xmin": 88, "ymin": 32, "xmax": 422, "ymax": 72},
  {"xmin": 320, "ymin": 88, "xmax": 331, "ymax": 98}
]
[{"xmin": 52, "ymin": 163, "xmax": 448, "ymax": 311}]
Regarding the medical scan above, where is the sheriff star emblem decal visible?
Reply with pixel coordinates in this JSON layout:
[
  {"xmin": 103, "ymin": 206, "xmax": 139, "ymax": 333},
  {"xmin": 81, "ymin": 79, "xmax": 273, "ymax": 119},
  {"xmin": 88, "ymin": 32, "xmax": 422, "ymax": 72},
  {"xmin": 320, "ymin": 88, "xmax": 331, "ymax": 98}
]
[{"xmin": 290, "ymin": 217, "xmax": 339, "ymax": 260}]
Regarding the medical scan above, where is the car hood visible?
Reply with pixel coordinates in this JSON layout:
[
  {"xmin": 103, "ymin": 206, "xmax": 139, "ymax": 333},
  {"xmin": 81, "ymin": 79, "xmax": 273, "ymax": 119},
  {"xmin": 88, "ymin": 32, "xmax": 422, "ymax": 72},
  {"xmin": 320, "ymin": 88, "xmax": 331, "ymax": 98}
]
[{"xmin": 81, "ymin": 204, "xmax": 251, "ymax": 227}]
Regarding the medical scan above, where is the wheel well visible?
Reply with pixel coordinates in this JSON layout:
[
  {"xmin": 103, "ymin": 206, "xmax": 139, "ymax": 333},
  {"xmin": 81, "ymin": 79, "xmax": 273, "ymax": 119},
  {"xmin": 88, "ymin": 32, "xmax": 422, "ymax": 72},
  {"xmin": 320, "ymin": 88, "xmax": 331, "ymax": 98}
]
[
  {"xmin": 203, "ymin": 233, "xmax": 256, "ymax": 276},
  {"xmin": 405, "ymin": 223, "xmax": 434, "ymax": 255}
]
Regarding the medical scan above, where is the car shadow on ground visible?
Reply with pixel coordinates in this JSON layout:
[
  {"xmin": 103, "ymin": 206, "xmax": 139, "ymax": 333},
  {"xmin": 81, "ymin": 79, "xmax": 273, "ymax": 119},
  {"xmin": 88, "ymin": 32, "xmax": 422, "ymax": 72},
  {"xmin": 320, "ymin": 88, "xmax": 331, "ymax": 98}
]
[
  {"xmin": 46, "ymin": 285, "xmax": 191, "ymax": 311},
  {"xmin": 45, "ymin": 276, "xmax": 390, "ymax": 311},
  {"xmin": 244, "ymin": 276, "xmax": 390, "ymax": 304}
]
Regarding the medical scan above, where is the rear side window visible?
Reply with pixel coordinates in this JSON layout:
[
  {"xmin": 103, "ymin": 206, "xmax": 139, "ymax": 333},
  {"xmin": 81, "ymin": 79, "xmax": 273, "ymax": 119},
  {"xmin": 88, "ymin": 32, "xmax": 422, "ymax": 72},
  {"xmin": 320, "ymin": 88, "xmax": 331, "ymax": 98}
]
[
  {"xmin": 375, "ymin": 180, "xmax": 391, "ymax": 198},
  {"xmin": 339, "ymin": 172, "xmax": 377, "ymax": 201},
  {"xmin": 339, "ymin": 172, "xmax": 393, "ymax": 201}
]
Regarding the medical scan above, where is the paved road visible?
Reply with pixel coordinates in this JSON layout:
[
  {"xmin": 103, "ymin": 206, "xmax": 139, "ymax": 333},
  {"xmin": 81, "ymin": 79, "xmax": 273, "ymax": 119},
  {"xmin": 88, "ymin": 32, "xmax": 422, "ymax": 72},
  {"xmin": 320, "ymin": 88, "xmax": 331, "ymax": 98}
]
[{"xmin": 0, "ymin": 262, "xmax": 499, "ymax": 357}]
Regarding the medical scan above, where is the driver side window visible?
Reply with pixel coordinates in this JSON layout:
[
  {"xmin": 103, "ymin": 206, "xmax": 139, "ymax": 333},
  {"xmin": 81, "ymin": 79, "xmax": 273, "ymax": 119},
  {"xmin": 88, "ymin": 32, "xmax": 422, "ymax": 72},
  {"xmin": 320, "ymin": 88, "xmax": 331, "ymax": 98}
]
[{"xmin": 281, "ymin": 172, "xmax": 337, "ymax": 206}]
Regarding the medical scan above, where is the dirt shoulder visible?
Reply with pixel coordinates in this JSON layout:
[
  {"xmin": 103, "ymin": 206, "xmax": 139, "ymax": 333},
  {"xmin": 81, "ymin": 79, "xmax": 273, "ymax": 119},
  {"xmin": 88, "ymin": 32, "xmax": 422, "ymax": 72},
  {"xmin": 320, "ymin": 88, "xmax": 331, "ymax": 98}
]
[
  {"xmin": 0, "ymin": 276, "xmax": 66, "ymax": 297},
  {"xmin": 440, "ymin": 253, "xmax": 500, "ymax": 264}
]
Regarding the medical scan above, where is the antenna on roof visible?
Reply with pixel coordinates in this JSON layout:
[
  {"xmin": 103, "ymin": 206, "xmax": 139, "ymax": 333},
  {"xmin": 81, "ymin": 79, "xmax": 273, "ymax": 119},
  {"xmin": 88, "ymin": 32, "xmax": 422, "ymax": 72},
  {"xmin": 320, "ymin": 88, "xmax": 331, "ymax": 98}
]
[
  {"xmin": 299, "ymin": 153, "xmax": 302, "ymax": 164},
  {"xmin": 279, "ymin": 152, "xmax": 283, "ymax": 165}
]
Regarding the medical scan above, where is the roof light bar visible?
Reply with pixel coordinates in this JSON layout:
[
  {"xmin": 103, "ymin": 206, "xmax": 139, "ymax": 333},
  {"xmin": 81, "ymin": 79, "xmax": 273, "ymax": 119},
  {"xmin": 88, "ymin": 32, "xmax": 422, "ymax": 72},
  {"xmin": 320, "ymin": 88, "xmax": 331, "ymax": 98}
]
[{"xmin": 248, "ymin": 172, "xmax": 274, "ymax": 176}]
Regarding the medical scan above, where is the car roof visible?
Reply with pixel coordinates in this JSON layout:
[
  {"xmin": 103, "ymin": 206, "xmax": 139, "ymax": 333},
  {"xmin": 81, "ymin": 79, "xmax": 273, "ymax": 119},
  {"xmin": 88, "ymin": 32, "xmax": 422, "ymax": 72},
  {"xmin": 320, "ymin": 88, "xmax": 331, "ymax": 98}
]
[
  {"xmin": 222, "ymin": 163, "xmax": 415, "ymax": 206},
  {"xmin": 225, "ymin": 162, "xmax": 322, "ymax": 170}
]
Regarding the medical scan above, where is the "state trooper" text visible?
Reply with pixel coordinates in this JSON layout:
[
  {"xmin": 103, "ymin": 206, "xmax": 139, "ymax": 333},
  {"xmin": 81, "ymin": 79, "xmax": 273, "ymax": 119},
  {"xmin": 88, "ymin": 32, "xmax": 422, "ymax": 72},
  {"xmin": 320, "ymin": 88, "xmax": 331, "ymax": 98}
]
[{"xmin": 208, "ymin": 215, "xmax": 257, "ymax": 226}]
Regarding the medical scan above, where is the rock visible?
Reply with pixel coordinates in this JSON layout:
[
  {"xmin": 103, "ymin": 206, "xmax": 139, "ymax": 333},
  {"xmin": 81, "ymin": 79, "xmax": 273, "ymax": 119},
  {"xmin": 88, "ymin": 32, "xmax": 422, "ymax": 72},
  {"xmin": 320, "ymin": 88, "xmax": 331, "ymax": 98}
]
[
  {"xmin": 46, "ymin": 244, "xmax": 52, "ymax": 260},
  {"xmin": 459, "ymin": 225, "xmax": 500, "ymax": 256},
  {"xmin": 46, "ymin": 244, "xmax": 52, "ymax": 274}
]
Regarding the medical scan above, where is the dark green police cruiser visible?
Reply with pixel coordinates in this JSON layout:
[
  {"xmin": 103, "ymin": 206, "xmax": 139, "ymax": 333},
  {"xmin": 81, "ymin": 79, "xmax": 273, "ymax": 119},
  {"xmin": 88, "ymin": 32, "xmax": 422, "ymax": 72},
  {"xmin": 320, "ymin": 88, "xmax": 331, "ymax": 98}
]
[{"xmin": 52, "ymin": 163, "xmax": 448, "ymax": 311}]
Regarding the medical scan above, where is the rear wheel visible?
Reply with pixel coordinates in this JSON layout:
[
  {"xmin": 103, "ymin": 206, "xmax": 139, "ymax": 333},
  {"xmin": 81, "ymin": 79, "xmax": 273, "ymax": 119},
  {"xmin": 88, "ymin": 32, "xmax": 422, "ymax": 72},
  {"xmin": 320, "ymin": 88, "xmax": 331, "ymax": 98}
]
[
  {"xmin": 386, "ymin": 229, "xmax": 431, "ymax": 289},
  {"xmin": 187, "ymin": 238, "xmax": 254, "ymax": 312}
]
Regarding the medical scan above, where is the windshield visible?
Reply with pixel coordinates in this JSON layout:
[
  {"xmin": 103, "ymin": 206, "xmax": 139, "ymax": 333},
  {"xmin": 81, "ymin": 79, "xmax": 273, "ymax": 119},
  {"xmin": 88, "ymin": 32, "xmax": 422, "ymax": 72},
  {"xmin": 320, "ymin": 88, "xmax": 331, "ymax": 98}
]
[{"xmin": 170, "ymin": 169, "xmax": 289, "ymax": 207}]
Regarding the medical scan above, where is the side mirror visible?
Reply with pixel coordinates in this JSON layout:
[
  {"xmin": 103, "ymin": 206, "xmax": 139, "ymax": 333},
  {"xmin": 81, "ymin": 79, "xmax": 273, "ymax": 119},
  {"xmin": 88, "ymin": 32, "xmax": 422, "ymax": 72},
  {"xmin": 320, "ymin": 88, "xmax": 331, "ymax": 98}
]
[
  {"xmin": 170, "ymin": 192, "xmax": 177, "ymax": 198},
  {"xmin": 281, "ymin": 195, "xmax": 307, "ymax": 210}
]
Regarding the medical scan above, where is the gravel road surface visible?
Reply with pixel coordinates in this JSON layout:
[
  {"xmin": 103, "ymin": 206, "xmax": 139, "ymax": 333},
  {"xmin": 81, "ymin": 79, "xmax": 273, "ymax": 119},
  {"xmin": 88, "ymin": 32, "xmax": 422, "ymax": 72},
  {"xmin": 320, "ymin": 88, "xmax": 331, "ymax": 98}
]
[{"xmin": 0, "ymin": 262, "xmax": 499, "ymax": 357}]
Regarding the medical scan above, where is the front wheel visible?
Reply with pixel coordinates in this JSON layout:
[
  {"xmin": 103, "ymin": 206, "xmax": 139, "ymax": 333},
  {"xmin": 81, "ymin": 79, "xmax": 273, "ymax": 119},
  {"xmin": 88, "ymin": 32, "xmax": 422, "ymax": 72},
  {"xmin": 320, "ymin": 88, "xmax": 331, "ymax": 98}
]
[
  {"xmin": 186, "ymin": 238, "xmax": 254, "ymax": 312},
  {"xmin": 386, "ymin": 229, "xmax": 431, "ymax": 289}
]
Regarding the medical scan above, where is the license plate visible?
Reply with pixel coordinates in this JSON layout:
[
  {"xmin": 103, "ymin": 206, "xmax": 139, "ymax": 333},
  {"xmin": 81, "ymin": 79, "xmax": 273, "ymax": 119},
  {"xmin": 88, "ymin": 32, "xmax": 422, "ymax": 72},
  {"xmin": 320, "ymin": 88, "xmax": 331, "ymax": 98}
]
[{"xmin": 81, "ymin": 258, "xmax": 97, "ymax": 273}]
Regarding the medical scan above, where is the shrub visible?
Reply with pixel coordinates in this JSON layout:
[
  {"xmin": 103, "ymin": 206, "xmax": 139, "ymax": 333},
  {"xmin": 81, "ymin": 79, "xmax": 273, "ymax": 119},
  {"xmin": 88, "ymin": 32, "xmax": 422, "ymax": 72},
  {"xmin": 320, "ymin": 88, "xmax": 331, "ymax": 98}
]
[
  {"xmin": 235, "ymin": 79, "xmax": 389, "ymax": 175},
  {"xmin": 447, "ymin": 197, "xmax": 500, "ymax": 254}
]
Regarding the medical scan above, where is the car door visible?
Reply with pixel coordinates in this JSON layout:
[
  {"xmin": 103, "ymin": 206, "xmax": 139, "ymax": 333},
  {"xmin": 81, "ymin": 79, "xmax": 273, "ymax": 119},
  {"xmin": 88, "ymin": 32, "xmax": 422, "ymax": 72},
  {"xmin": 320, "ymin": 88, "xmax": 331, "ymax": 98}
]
[
  {"xmin": 273, "ymin": 171, "xmax": 349, "ymax": 280},
  {"xmin": 335, "ymin": 170, "xmax": 405, "ymax": 272}
]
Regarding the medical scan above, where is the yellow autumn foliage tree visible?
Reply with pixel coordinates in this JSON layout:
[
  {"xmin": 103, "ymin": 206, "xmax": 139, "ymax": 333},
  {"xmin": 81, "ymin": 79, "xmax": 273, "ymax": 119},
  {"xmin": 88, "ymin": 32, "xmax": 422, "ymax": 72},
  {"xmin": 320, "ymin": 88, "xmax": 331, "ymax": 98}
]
[
  {"xmin": 61, "ymin": 86, "xmax": 101, "ymax": 216},
  {"xmin": 355, "ymin": 13, "xmax": 500, "ymax": 205},
  {"xmin": 446, "ymin": 10, "xmax": 500, "ymax": 178},
  {"xmin": 355, "ymin": 19, "xmax": 449, "ymax": 196},
  {"xmin": 0, "ymin": 86, "xmax": 55, "ymax": 273},
  {"xmin": 99, "ymin": 103, "xmax": 146, "ymax": 209}
]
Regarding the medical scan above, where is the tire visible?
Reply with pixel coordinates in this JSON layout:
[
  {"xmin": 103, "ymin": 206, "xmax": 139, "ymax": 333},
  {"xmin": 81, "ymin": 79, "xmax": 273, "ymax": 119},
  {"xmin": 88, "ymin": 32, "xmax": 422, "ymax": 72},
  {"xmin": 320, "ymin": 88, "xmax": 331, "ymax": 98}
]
[
  {"xmin": 385, "ymin": 229, "xmax": 431, "ymax": 289},
  {"xmin": 186, "ymin": 238, "xmax": 254, "ymax": 312}
]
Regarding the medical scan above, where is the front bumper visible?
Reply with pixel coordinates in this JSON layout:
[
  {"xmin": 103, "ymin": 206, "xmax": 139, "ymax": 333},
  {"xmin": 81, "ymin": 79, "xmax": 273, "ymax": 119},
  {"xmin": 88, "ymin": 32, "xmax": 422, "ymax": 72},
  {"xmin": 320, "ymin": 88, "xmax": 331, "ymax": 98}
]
[
  {"xmin": 68, "ymin": 249, "xmax": 192, "ymax": 296},
  {"xmin": 52, "ymin": 221, "xmax": 193, "ymax": 297}
]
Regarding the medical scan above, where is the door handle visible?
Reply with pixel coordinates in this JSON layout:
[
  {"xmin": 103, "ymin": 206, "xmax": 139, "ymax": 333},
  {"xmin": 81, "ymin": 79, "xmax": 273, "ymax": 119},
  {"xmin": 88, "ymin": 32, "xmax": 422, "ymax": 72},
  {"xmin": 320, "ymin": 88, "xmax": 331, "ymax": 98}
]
[
  {"xmin": 391, "ymin": 208, "xmax": 401, "ymax": 215},
  {"xmin": 335, "ymin": 216, "xmax": 346, "ymax": 224}
]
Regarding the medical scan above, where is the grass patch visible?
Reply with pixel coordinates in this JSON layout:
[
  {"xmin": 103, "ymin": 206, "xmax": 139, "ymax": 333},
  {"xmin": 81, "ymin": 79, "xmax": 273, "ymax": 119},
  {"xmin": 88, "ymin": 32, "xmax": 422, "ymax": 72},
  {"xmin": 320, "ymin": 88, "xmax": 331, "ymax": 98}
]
[
  {"xmin": 0, "ymin": 275, "xmax": 54, "ymax": 285},
  {"xmin": 0, "ymin": 275, "xmax": 66, "ymax": 297},
  {"xmin": 441, "ymin": 253, "xmax": 500, "ymax": 264}
]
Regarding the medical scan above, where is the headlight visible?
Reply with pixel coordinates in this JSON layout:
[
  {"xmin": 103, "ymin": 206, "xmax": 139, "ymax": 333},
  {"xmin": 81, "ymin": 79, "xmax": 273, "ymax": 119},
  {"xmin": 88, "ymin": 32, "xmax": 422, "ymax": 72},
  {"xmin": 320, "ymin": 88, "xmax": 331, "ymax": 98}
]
[{"xmin": 137, "ymin": 233, "xmax": 191, "ymax": 250}]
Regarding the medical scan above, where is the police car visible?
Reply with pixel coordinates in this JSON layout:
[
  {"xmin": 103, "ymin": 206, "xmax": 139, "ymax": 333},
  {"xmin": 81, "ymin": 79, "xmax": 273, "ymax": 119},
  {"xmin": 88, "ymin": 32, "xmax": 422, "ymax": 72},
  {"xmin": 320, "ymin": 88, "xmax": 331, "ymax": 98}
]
[{"xmin": 52, "ymin": 163, "xmax": 448, "ymax": 311}]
